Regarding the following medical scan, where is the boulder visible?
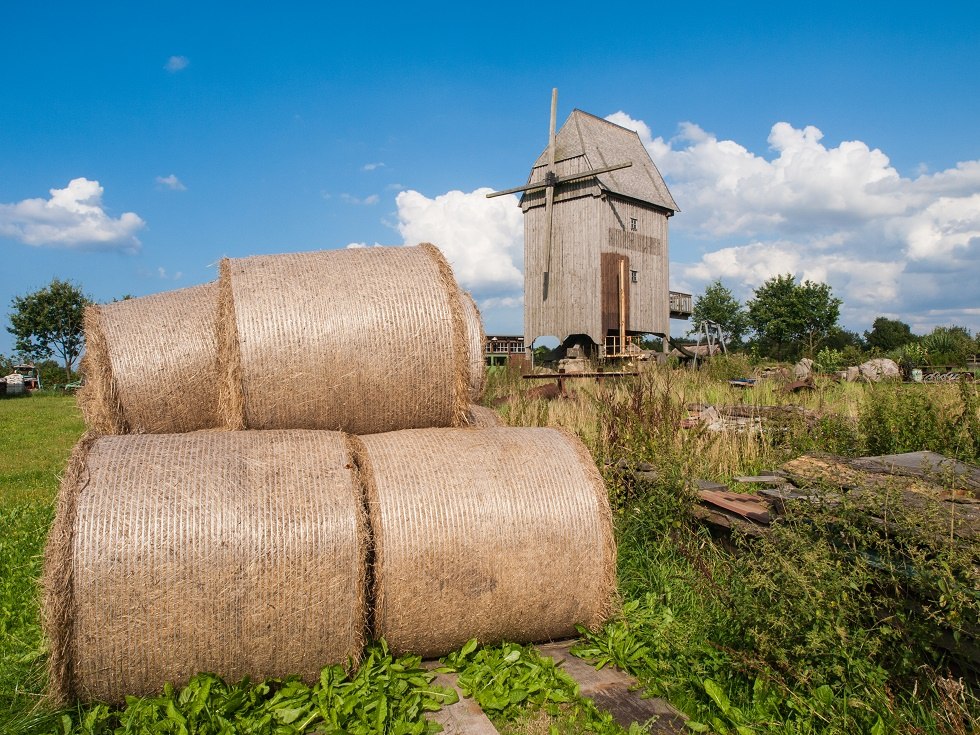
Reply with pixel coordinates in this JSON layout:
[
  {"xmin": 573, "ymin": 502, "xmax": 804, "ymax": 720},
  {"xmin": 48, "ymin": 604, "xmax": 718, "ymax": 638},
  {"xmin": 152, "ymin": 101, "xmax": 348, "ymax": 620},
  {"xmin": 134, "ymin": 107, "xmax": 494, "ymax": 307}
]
[
  {"xmin": 557, "ymin": 358, "xmax": 590, "ymax": 374},
  {"xmin": 793, "ymin": 358, "xmax": 814, "ymax": 380},
  {"xmin": 845, "ymin": 366, "xmax": 861, "ymax": 382},
  {"xmin": 859, "ymin": 358, "xmax": 900, "ymax": 382}
]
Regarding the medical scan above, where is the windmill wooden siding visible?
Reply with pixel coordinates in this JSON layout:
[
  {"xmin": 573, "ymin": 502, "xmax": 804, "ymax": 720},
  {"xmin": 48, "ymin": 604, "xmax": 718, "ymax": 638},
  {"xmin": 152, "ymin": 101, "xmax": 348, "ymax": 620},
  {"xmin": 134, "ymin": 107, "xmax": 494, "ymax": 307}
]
[{"xmin": 521, "ymin": 111, "xmax": 678, "ymax": 349}]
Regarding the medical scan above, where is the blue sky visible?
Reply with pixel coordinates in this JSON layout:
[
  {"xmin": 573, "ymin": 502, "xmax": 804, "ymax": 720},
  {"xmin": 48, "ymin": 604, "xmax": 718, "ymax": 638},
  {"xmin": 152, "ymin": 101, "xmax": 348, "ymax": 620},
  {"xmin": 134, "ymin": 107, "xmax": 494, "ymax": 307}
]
[{"xmin": 3, "ymin": 2, "xmax": 979, "ymax": 357}]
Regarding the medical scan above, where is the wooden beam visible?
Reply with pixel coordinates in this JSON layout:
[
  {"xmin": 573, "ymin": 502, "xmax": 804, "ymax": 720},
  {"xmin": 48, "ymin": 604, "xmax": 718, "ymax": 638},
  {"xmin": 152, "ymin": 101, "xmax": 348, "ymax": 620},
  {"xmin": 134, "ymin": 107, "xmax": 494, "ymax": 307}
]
[
  {"xmin": 618, "ymin": 257, "xmax": 626, "ymax": 353},
  {"xmin": 485, "ymin": 162, "xmax": 633, "ymax": 198}
]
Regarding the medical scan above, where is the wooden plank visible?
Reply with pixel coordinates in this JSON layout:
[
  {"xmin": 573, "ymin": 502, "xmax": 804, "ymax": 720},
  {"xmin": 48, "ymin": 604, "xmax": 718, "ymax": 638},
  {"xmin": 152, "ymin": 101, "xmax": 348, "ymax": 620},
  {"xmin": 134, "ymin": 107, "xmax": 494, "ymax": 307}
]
[
  {"xmin": 732, "ymin": 475, "xmax": 785, "ymax": 484},
  {"xmin": 698, "ymin": 489, "xmax": 771, "ymax": 524},
  {"xmin": 535, "ymin": 641, "xmax": 686, "ymax": 734},
  {"xmin": 695, "ymin": 479, "xmax": 728, "ymax": 492},
  {"xmin": 856, "ymin": 451, "xmax": 980, "ymax": 496},
  {"xmin": 425, "ymin": 670, "xmax": 500, "ymax": 735}
]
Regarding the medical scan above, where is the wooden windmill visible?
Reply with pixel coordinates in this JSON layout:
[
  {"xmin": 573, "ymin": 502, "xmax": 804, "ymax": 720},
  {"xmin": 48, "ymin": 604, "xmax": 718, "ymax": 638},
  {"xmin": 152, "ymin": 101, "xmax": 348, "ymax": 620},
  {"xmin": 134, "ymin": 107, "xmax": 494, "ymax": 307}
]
[{"xmin": 488, "ymin": 89, "xmax": 681, "ymax": 356}]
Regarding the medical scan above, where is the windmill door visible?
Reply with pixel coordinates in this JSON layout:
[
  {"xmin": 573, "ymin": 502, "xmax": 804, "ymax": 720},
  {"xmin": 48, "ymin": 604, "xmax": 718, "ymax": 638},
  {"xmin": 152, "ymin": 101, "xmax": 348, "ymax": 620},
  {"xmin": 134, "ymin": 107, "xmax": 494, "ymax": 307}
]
[{"xmin": 601, "ymin": 253, "xmax": 630, "ymax": 340}]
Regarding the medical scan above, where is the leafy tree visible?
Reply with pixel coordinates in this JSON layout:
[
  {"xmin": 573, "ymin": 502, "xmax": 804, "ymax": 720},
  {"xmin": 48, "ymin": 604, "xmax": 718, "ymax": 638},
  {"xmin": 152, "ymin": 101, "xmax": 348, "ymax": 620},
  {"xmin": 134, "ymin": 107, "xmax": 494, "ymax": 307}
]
[
  {"xmin": 747, "ymin": 274, "xmax": 842, "ymax": 360},
  {"xmin": 864, "ymin": 317, "xmax": 915, "ymax": 352},
  {"xmin": 7, "ymin": 279, "xmax": 91, "ymax": 383},
  {"xmin": 690, "ymin": 280, "xmax": 749, "ymax": 346}
]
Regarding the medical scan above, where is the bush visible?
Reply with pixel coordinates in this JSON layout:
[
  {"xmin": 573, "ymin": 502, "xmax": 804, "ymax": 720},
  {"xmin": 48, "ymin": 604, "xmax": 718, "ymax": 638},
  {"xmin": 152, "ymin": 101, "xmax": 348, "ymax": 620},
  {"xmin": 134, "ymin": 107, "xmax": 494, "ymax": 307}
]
[
  {"xmin": 813, "ymin": 347, "xmax": 845, "ymax": 374},
  {"xmin": 700, "ymin": 353, "xmax": 753, "ymax": 382},
  {"xmin": 859, "ymin": 382, "xmax": 979, "ymax": 461}
]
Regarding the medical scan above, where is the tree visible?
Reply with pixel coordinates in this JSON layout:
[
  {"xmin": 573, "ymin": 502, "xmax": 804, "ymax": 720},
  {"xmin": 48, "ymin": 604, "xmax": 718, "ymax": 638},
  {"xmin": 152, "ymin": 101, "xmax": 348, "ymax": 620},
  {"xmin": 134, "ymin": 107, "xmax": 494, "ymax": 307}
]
[
  {"xmin": 747, "ymin": 274, "xmax": 842, "ymax": 360},
  {"xmin": 690, "ymin": 280, "xmax": 749, "ymax": 346},
  {"xmin": 8, "ymin": 279, "xmax": 91, "ymax": 383},
  {"xmin": 864, "ymin": 317, "xmax": 914, "ymax": 352}
]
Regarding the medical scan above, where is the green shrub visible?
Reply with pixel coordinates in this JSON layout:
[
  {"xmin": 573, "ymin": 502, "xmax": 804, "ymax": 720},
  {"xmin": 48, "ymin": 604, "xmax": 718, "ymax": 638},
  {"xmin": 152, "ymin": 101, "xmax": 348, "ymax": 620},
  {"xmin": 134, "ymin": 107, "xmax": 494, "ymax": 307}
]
[
  {"xmin": 859, "ymin": 382, "xmax": 979, "ymax": 461},
  {"xmin": 813, "ymin": 347, "xmax": 845, "ymax": 374},
  {"xmin": 700, "ymin": 353, "xmax": 754, "ymax": 382}
]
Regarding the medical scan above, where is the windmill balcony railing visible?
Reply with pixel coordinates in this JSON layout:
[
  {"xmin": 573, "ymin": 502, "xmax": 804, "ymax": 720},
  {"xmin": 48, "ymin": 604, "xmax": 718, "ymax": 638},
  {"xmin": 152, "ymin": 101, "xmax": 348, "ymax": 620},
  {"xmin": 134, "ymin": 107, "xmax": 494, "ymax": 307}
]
[{"xmin": 669, "ymin": 291, "xmax": 693, "ymax": 318}]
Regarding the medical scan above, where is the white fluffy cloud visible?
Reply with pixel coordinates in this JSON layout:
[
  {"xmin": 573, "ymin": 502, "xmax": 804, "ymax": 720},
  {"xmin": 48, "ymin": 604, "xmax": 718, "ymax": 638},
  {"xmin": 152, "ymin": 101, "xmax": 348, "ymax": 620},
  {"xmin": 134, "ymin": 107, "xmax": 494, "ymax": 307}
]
[
  {"xmin": 155, "ymin": 173, "xmax": 186, "ymax": 191},
  {"xmin": 395, "ymin": 188, "xmax": 524, "ymax": 298},
  {"xmin": 165, "ymin": 55, "xmax": 189, "ymax": 72},
  {"xmin": 0, "ymin": 178, "xmax": 145, "ymax": 251},
  {"xmin": 607, "ymin": 112, "xmax": 980, "ymax": 332},
  {"xmin": 341, "ymin": 193, "xmax": 379, "ymax": 205}
]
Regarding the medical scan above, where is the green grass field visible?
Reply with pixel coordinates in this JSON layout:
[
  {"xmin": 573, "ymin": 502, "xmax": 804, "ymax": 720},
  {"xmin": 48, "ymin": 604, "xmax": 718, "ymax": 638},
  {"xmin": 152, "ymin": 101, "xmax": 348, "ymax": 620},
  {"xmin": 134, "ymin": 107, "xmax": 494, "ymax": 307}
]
[{"xmin": 0, "ymin": 395, "xmax": 84, "ymax": 723}]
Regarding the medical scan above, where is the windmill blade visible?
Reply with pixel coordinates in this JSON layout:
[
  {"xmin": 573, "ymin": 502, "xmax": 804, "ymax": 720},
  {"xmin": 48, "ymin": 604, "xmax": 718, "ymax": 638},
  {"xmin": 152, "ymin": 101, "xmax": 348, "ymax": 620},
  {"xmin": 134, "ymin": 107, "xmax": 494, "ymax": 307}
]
[
  {"xmin": 485, "ymin": 161, "xmax": 633, "ymax": 198},
  {"xmin": 543, "ymin": 88, "xmax": 557, "ymax": 301},
  {"xmin": 485, "ymin": 179, "xmax": 550, "ymax": 198},
  {"xmin": 547, "ymin": 87, "xmax": 557, "ymax": 171},
  {"xmin": 543, "ymin": 182, "xmax": 555, "ymax": 300},
  {"xmin": 557, "ymin": 160, "xmax": 632, "ymax": 184}
]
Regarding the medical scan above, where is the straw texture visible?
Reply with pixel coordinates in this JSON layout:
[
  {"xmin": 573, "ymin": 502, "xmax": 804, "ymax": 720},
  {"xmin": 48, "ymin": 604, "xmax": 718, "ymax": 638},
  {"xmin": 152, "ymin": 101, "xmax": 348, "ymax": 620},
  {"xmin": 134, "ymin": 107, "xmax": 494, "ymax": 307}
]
[
  {"xmin": 77, "ymin": 284, "xmax": 220, "ymax": 434},
  {"xmin": 43, "ymin": 431, "xmax": 366, "ymax": 704},
  {"xmin": 466, "ymin": 404, "xmax": 503, "ymax": 427},
  {"xmin": 460, "ymin": 290, "xmax": 486, "ymax": 402},
  {"xmin": 218, "ymin": 244, "xmax": 470, "ymax": 433},
  {"xmin": 354, "ymin": 427, "xmax": 617, "ymax": 657}
]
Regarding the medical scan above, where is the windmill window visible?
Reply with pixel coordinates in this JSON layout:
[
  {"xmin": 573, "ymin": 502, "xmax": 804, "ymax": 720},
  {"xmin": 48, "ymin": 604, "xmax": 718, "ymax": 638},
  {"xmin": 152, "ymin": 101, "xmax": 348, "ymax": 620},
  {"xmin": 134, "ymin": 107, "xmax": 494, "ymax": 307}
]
[
  {"xmin": 630, "ymin": 217, "xmax": 638, "ymax": 231},
  {"xmin": 630, "ymin": 270, "xmax": 638, "ymax": 283}
]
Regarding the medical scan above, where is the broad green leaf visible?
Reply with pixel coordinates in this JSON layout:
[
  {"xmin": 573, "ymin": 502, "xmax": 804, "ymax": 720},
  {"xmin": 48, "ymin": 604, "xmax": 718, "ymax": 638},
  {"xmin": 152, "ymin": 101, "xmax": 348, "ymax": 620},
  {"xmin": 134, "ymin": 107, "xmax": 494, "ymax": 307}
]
[{"xmin": 703, "ymin": 679, "xmax": 731, "ymax": 714}]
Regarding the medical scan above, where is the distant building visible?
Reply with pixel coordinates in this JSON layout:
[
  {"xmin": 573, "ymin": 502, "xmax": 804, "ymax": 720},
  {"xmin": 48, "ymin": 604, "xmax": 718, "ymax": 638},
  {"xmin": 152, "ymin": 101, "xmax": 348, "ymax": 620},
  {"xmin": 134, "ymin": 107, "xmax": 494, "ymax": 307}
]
[{"xmin": 519, "ymin": 110, "xmax": 687, "ymax": 354}]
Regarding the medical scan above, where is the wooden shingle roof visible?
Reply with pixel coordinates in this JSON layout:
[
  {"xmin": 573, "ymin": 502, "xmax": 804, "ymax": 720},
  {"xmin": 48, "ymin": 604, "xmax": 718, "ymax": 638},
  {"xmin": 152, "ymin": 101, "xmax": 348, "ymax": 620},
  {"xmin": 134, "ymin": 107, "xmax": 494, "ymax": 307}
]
[{"xmin": 526, "ymin": 110, "xmax": 678, "ymax": 213}]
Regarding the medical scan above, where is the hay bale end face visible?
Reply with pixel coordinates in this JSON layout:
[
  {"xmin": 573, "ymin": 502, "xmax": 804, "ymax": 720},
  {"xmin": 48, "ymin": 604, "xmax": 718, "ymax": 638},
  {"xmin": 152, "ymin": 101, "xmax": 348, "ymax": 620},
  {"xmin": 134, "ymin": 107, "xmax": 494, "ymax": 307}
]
[
  {"xmin": 78, "ymin": 283, "xmax": 221, "ymax": 434},
  {"xmin": 218, "ymin": 243, "xmax": 471, "ymax": 434},
  {"xmin": 43, "ymin": 431, "xmax": 367, "ymax": 704},
  {"xmin": 460, "ymin": 290, "xmax": 486, "ymax": 402},
  {"xmin": 355, "ymin": 427, "xmax": 617, "ymax": 657}
]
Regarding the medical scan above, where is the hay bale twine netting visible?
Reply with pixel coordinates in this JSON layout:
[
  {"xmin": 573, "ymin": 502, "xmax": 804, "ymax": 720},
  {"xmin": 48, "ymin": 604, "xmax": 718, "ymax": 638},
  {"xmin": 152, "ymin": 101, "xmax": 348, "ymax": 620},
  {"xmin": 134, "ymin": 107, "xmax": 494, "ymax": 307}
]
[
  {"xmin": 353, "ymin": 427, "xmax": 616, "ymax": 657},
  {"xmin": 78, "ymin": 283, "xmax": 220, "ymax": 434},
  {"xmin": 459, "ymin": 289, "xmax": 486, "ymax": 402},
  {"xmin": 218, "ymin": 243, "xmax": 473, "ymax": 434},
  {"xmin": 43, "ymin": 431, "xmax": 367, "ymax": 704}
]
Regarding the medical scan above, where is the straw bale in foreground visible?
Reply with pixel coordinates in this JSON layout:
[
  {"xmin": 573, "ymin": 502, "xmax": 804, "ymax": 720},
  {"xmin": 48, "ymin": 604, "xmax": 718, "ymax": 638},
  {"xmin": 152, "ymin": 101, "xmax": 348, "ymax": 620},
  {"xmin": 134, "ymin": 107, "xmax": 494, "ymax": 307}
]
[
  {"xmin": 78, "ymin": 283, "xmax": 220, "ymax": 434},
  {"xmin": 354, "ymin": 427, "xmax": 616, "ymax": 657},
  {"xmin": 43, "ymin": 431, "xmax": 366, "ymax": 704},
  {"xmin": 218, "ymin": 243, "xmax": 470, "ymax": 433}
]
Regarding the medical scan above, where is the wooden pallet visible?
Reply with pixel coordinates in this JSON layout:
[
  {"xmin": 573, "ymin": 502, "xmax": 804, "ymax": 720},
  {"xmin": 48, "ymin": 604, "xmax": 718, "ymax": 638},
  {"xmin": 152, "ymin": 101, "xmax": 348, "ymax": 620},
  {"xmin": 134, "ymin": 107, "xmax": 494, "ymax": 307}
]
[{"xmin": 425, "ymin": 641, "xmax": 686, "ymax": 734}]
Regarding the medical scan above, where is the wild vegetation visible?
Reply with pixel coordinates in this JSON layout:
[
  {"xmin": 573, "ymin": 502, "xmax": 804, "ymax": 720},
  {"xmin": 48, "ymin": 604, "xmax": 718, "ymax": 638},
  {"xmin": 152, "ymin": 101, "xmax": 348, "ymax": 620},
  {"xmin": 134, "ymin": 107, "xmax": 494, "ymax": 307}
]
[
  {"xmin": 685, "ymin": 277, "xmax": 979, "ymax": 371},
  {"xmin": 2, "ymin": 367, "xmax": 979, "ymax": 733},
  {"xmin": 494, "ymin": 362, "xmax": 979, "ymax": 734}
]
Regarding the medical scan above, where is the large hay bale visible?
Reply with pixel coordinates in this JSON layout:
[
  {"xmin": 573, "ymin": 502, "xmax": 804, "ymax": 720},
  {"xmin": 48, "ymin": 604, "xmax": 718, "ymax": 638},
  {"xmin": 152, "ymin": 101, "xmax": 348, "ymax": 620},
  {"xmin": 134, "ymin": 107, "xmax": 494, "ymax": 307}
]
[
  {"xmin": 78, "ymin": 283, "xmax": 220, "ymax": 434},
  {"xmin": 353, "ymin": 427, "xmax": 616, "ymax": 657},
  {"xmin": 218, "ymin": 244, "xmax": 470, "ymax": 433},
  {"xmin": 460, "ymin": 290, "xmax": 486, "ymax": 401},
  {"xmin": 43, "ymin": 431, "xmax": 366, "ymax": 704}
]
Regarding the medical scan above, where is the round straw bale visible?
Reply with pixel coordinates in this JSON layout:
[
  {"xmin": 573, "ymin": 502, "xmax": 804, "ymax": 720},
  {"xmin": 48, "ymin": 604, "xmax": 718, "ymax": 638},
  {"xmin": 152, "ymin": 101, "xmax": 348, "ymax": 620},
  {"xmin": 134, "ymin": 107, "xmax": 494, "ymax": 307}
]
[
  {"xmin": 218, "ymin": 244, "xmax": 470, "ymax": 433},
  {"xmin": 353, "ymin": 427, "xmax": 616, "ymax": 657},
  {"xmin": 43, "ymin": 431, "xmax": 366, "ymax": 704},
  {"xmin": 77, "ymin": 283, "xmax": 220, "ymax": 434},
  {"xmin": 466, "ymin": 404, "xmax": 503, "ymax": 427},
  {"xmin": 460, "ymin": 290, "xmax": 486, "ymax": 402}
]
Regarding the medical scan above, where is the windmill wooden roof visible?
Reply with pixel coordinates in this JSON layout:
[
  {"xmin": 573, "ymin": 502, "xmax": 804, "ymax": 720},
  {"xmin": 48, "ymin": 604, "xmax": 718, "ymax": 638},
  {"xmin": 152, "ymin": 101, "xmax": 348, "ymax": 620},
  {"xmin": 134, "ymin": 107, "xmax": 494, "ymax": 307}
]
[{"xmin": 525, "ymin": 110, "xmax": 678, "ymax": 213}]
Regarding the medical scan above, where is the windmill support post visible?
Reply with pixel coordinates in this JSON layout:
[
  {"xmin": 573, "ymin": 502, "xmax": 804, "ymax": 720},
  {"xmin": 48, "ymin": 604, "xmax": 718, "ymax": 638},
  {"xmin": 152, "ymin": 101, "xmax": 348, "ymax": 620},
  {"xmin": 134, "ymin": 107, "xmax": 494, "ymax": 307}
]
[{"xmin": 618, "ymin": 257, "xmax": 626, "ymax": 355}]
